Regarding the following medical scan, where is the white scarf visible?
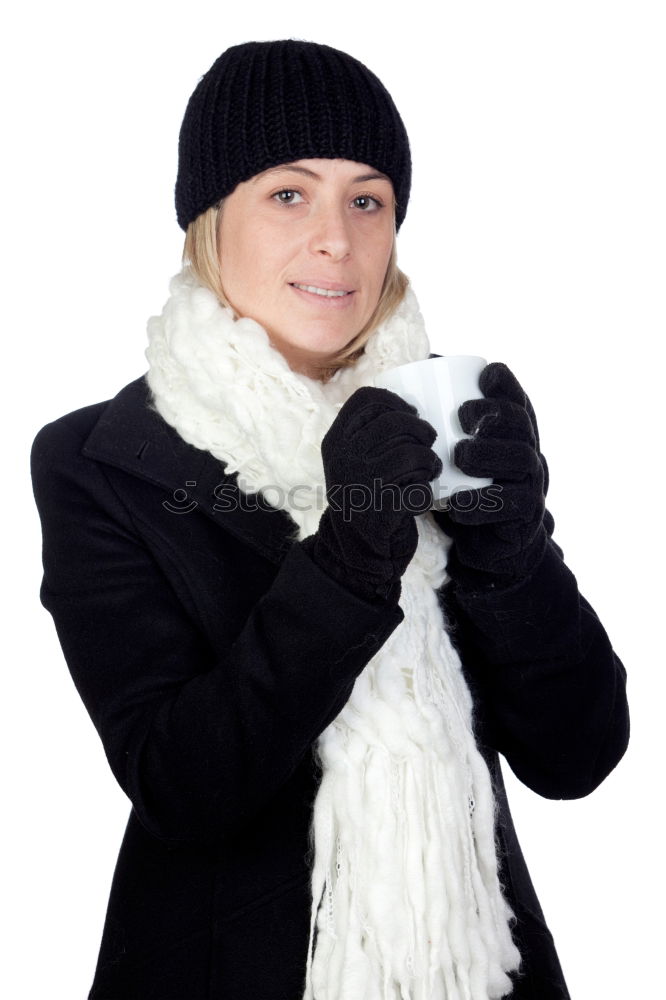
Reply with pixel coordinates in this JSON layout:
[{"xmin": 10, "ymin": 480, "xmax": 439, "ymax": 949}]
[{"xmin": 145, "ymin": 267, "xmax": 521, "ymax": 999}]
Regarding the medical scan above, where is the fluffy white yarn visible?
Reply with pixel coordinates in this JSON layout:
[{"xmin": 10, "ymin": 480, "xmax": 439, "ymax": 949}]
[{"xmin": 146, "ymin": 268, "xmax": 521, "ymax": 999}]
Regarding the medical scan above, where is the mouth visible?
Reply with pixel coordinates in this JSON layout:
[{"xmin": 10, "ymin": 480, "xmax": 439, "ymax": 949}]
[{"xmin": 289, "ymin": 282, "xmax": 354, "ymax": 298}]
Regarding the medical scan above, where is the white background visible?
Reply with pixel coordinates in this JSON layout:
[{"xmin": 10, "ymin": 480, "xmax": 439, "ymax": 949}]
[{"xmin": 3, "ymin": 1, "xmax": 664, "ymax": 997}]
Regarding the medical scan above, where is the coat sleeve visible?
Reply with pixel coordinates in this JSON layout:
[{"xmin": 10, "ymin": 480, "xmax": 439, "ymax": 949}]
[
  {"xmin": 439, "ymin": 538, "xmax": 630, "ymax": 799},
  {"xmin": 31, "ymin": 416, "xmax": 404, "ymax": 848}
]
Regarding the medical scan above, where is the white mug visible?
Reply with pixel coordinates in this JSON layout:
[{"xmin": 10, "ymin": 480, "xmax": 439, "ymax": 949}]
[{"xmin": 373, "ymin": 355, "xmax": 492, "ymax": 505}]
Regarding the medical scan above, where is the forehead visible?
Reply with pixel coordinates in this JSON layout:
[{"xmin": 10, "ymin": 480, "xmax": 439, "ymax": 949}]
[{"xmin": 251, "ymin": 159, "xmax": 392, "ymax": 186}]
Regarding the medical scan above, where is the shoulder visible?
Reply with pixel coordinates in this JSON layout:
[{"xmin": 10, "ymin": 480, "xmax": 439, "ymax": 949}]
[
  {"xmin": 31, "ymin": 376, "xmax": 149, "ymax": 461},
  {"xmin": 30, "ymin": 375, "xmax": 218, "ymax": 535},
  {"xmin": 30, "ymin": 377, "xmax": 155, "ymax": 521}
]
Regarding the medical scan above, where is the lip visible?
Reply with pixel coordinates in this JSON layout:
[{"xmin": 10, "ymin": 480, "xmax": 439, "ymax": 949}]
[
  {"xmin": 289, "ymin": 283, "xmax": 356, "ymax": 309},
  {"xmin": 289, "ymin": 279, "xmax": 355, "ymax": 292}
]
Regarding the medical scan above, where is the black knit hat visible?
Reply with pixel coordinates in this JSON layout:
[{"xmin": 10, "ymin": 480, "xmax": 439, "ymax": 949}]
[{"xmin": 175, "ymin": 40, "xmax": 412, "ymax": 231}]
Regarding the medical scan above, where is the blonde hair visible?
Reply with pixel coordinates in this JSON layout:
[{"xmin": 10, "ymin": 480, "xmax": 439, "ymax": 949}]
[{"xmin": 182, "ymin": 201, "xmax": 410, "ymax": 380}]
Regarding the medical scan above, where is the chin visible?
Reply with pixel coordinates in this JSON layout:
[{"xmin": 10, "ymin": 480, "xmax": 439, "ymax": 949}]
[{"xmin": 291, "ymin": 324, "xmax": 360, "ymax": 354}]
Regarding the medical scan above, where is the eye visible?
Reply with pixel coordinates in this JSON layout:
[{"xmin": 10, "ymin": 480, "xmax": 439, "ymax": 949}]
[
  {"xmin": 272, "ymin": 189, "xmax": 303, "ymax": 205},
  {"xmin": 352, "ymin": 194, "xmax": 382, "ymax": 212}
]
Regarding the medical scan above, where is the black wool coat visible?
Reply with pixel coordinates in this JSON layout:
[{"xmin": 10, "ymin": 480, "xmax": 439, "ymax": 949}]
[{"xmin": 31, "ymin": 376, "xmax": 630, "ymax": 1000}]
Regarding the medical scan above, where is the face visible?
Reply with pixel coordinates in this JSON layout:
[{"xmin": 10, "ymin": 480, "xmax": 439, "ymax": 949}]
[{"xmin": 217, "ymin": 158, "xmax": 395, "ymax": 377}]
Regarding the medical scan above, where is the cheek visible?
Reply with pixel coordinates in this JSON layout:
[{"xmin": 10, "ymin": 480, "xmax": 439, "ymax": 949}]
[
  {"xmin": 226, "ymin": 225, "xmax": 287, "ymax": 291},
  {"xmin": 219, "ymin": 228, "xmax": 249, "ymax": 286},
  {"xmin": 219, "ymin": 235, "xmax": 262, "ymax": 309},
  {"xmin": 367, "ymin": 234, "xmax": 394, "ymax": 298}
]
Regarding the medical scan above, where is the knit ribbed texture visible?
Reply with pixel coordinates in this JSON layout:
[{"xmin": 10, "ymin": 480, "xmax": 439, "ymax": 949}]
[{"xmin": 175, "ymin": 40, "xmax": 412, "ymax": 230}]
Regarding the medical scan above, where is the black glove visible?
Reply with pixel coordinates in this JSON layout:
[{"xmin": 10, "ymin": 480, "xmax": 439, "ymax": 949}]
[
  {"xmin": 434, "ymin": 362, "xmax": 554, "ymax": 590},
  {"xmin": 303, "ymin": 387, "xmax": 443, "ymax": 603}
]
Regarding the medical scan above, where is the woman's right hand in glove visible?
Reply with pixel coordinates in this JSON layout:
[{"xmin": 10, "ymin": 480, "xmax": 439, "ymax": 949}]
[{"xmin": 303, "ymin": 386, "xmax": 442, "ymax": 603}]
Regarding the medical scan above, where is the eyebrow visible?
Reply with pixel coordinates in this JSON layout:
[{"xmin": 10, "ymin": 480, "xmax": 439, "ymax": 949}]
[{"xmin": 253, "ymin": 164, "xmax": 391, "ymax": 185}]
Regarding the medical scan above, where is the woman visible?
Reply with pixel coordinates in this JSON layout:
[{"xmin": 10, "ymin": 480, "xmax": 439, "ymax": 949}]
[{"xmin": 31, "ymin": 39, "xmax": 629, "ymax": 1000}]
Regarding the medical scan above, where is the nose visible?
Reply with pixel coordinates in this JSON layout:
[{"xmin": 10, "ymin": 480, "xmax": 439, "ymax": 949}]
[{"xmin": 308, "ymin": 204, "xmax": 352, "ymax": 261}]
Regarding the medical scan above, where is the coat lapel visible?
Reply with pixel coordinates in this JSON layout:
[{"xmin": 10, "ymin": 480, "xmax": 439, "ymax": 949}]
[{"xmin": 82, "ymin": 376, "xmax": 296, "ymax": 564}]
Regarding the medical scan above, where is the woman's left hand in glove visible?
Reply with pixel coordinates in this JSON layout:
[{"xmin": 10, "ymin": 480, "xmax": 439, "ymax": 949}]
[{"xmin": 434, "ymin": 362, "xmax": 554, "ymax": 590}]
